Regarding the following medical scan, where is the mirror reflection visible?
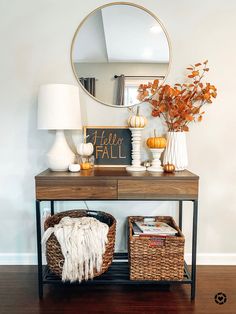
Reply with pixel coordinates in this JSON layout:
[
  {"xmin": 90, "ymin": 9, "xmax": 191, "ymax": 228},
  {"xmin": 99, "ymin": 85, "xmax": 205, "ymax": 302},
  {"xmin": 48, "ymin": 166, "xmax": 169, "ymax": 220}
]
[{"xmin": 71, "ymin": 4, "xmax": 170, "ymax": 107}]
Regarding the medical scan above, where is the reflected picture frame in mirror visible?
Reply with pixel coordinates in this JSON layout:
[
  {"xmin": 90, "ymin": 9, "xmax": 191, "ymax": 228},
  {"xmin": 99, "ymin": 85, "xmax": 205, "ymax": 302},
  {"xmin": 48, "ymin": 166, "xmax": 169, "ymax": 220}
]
[{"xmin": 70, "ymin": 2, "xmax": 172, "ymax": 108}]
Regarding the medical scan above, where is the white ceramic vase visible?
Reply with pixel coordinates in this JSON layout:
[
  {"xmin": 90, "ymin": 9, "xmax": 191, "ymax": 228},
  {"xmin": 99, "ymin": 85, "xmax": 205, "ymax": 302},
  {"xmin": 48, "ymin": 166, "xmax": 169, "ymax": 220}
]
[{"xmin": 163, "ymin": 132, "xmax": 188, "ymax": 171}]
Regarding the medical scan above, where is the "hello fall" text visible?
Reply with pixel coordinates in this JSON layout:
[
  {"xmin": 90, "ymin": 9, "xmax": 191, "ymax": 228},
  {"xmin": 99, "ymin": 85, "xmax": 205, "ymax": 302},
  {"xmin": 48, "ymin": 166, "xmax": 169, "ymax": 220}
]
[{"xmin": 90, "ymin": 130, "xmax": 127, "ymax": 159}]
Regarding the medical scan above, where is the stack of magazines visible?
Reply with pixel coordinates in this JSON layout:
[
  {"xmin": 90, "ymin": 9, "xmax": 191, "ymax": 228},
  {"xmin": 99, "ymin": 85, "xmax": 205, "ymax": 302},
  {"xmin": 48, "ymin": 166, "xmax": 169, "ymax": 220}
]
[{"xmin": 132, "ymin": 218, "xmax": 178, "ymax": 237}]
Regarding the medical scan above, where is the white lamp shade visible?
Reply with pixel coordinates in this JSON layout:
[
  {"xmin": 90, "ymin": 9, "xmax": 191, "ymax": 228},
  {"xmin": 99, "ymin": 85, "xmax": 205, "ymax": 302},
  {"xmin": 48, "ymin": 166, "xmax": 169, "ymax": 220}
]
[{"xmin": 38, "ymin": 84, "xmax": 82, "ymax": 130}]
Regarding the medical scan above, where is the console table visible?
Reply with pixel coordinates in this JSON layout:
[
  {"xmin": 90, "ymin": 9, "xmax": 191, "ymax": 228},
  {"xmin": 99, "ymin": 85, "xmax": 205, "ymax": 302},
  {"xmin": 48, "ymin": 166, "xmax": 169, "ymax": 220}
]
[{"xmin": 35, "ymin": 168, "xmax": 199, "ymax": 299}]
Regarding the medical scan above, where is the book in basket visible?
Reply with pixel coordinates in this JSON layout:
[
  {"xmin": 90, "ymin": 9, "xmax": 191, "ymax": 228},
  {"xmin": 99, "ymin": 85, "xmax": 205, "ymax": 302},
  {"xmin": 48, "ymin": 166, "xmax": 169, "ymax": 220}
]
[{"xmin": 133, "ymin": 220, "xmax": 177, "ymax": 236}]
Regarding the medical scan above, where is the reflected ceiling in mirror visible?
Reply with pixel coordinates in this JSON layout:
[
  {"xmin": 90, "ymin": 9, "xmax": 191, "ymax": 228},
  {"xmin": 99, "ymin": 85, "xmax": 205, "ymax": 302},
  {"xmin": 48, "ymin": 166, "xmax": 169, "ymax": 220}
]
[{"xmin": 71, "ymin": 3, "xmax": 171, "ymax": 108}]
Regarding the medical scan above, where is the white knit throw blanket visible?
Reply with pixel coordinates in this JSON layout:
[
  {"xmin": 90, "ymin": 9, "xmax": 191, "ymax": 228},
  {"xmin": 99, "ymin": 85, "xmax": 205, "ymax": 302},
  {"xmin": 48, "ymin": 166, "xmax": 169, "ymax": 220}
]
[{"xmin": 42, "ymin": 216, "xmax": 109, "ymax": 283}]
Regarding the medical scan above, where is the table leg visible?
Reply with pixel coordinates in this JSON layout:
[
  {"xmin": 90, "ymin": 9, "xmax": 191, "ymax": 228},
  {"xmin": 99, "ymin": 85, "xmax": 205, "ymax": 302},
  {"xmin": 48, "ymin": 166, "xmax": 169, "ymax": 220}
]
[
  {"xmin": 50, "ymin": 200, "xmax": 54, "ymax": 216},
  {"xmin": 36, "ymin": 200, "xmax": 43, "ymax": 298},
  {"xmin": 179, "ymin": 201, "xmax": 183, "ymax": 230},
  {"xmin": 191, "ymin": 200, "xmax": 198, "ymax": 300}
]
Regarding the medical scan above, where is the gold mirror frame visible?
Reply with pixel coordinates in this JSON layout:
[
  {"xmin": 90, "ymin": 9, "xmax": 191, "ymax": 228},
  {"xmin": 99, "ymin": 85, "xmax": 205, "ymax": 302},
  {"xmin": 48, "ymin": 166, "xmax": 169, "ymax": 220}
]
[{"xmin": 70, "ymin": 2, "xmax": 172, "ymax": 108}]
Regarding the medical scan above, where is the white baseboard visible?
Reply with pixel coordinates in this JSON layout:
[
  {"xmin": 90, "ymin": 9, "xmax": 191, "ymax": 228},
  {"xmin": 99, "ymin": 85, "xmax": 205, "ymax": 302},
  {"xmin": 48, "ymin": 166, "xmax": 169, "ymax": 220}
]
[
  {"xmin": 0, "ymin": 253, "xmax": 37, "ymax": 265},
  {"xmin": 0, "ymin": 253, "xmax": 236, "ymax": 265},
  {"xmin": 185, "ymin": 253, "xmax": 236, "ymax": 265}
]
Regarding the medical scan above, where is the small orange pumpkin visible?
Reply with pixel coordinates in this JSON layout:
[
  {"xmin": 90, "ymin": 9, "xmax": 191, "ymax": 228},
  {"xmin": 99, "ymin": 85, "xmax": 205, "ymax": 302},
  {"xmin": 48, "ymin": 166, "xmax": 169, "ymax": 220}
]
[
  {"xmin": 80, "ymin": 162, "xmax": 92, "ymax": 170},
  {"xmin": 146, "ymin": 130, "xmax": 167, "ymax": 149},
  {"xmin": 163, "ymin": 163, "xmax": 175, "ymax": 173}
]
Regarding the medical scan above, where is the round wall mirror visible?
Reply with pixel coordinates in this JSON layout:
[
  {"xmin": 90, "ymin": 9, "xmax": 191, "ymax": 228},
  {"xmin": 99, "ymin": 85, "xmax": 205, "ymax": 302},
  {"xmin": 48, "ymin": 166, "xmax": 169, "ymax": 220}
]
[{"xmin": 71, "ymin": 2, "xmax": 171, "ymax": 108}]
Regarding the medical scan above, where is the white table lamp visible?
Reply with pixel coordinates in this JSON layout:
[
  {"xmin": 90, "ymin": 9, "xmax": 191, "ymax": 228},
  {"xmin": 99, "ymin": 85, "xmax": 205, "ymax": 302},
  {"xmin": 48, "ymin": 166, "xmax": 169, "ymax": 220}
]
[{"xmin": 38, "ymin": 84, "xmax": 82, "ymax": 171}]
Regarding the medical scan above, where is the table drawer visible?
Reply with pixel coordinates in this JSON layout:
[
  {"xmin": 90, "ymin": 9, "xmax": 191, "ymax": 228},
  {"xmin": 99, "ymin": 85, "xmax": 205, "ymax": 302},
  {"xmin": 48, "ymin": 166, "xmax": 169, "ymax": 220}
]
[
  {"xmin": 36, "ymin": 179, "xmax": 117, "ymax": 200},
  {"xmin": 118, "ymin": 180, "xmax": 198, "ymax": 200}
]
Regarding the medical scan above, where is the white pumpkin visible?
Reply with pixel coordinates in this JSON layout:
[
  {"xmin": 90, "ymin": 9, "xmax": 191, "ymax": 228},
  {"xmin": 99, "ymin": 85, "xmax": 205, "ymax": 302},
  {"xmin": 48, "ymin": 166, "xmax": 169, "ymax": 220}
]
[
  {"xmin": 127, "ymin": 106, "xmax": 147, "ymax": 128},
  {"xmin": 77, "ymin": 142, "xmax": 94, "ymax": 157}
]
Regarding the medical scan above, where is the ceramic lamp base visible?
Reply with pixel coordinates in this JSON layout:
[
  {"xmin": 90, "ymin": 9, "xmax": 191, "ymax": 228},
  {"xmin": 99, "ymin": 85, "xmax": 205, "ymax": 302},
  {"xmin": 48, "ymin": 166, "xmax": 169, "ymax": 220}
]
[{"xmin": 47, "ymin": 130, "xmax": 75, "ymax": 171}]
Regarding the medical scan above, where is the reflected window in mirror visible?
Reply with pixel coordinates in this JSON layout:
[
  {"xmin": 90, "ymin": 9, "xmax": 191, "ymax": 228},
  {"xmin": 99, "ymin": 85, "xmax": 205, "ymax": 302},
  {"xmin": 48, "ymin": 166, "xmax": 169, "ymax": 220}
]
[{"xmin": 123, "ymin": 77, "xmax": 165, "ymax": 107}]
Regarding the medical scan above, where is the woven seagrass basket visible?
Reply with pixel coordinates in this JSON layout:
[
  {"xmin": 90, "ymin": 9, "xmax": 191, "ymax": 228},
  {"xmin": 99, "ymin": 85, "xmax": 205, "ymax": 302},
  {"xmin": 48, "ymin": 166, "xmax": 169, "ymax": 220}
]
[
  {"xmin": 128, "ymin": 216, "xmax": 184, "ymax": 281},
  {"xmin": 44, "ymin": 209, "xmax": 116, "ymax": 279}
]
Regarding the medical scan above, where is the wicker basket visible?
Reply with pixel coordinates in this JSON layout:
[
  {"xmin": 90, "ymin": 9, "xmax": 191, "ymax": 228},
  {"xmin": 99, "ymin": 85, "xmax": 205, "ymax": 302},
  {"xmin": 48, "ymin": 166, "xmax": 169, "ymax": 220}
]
[
  {"xmin": 128, "ymin": 216, "xmax": 184, "ymax": 281},
  {"xmin": 44, "ymin": 209, "xmax": 116, "ymax": 279}
]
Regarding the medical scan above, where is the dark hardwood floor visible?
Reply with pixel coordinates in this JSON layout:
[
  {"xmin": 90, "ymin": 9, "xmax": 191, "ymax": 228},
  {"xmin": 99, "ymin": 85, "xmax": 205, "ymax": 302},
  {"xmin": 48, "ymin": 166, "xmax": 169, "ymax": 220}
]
[{"xmin": 0, "ymin": 266, "xmax": 236, "ymax": 314}]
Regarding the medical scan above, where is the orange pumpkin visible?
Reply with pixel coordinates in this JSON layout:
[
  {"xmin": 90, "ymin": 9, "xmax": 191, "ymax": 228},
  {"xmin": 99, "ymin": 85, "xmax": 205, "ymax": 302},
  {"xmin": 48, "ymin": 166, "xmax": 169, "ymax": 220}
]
[
  {"xmin": 80, "ymin": 162, "xmax": 92, "ymax": 170},
  {"xmin": 146, "ymin": 130, "xmax": 167, "ymax": 149},
  {"xmin": 163, "ymin": 163, "xmax": 175, "ymax": 173}
]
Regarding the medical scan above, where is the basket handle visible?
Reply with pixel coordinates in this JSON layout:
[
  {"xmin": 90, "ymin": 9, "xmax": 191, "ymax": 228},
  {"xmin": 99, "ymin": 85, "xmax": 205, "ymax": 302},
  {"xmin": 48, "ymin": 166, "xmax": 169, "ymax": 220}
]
[
  {"xmin": 58, "ymin": 260, "xmax": 64, "ymax": 269},
  {"xmin": 83, "ymin": 201, "xmax": 99, "ymax": 216},
  {"xmin": 86, "ymin": 210, "xmax": 99, "ymax": 215},
  {"xmin": 148, "ymin": 236, "xmax": 166, "ymax": 247}
]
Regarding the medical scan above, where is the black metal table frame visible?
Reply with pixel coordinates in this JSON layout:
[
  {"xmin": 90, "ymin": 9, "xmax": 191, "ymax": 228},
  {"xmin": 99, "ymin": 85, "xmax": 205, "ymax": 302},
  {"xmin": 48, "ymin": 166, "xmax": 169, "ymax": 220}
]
[{"xmin": 36, "ymin": 199, "xmax": 198, "ymax": 300}]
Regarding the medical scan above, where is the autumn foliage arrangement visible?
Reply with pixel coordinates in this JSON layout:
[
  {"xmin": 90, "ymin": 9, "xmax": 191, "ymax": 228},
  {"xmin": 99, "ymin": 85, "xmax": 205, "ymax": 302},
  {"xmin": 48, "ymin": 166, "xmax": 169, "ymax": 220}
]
[{"xmin": 137, "ymin": 61, "xmax": 217, "ymax": 132}]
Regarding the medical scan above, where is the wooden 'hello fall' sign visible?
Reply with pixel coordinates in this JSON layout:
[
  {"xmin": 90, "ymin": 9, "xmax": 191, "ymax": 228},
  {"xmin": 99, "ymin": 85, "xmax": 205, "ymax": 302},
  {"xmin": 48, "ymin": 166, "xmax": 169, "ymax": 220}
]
[{"xmin": 84, "ymin": 126, "xmax": 132, "ymax": 166}]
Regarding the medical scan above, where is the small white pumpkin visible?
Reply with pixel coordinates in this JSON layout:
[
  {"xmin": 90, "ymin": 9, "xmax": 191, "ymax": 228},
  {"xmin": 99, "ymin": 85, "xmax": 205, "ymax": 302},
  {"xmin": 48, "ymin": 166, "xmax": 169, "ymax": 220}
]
[
  {"xmin": 77, "ymin": 142, "xmax": 94, "ymax": 157},
  {"xmin": 127, "ymin": 106, "xmax": 147, "ymax": 128},
  {"xmin": 69, "ymin": 163, "xmax": 81, "ymax": 172}
]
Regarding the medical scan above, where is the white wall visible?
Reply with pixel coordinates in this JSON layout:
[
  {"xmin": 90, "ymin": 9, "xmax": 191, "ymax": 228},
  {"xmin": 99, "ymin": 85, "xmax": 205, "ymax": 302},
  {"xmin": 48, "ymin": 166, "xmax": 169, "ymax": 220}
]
[{"xmin": 0, "ymin": 0, "xmax": 236, "ymax": 265}]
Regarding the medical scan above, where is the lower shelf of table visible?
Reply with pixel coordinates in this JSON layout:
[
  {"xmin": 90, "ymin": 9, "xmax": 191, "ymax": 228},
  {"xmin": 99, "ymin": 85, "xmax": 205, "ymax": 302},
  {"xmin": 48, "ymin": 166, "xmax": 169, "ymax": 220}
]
[{"xmin": 42, "ymin": 253, "xmax": 192, "ymax": 286}]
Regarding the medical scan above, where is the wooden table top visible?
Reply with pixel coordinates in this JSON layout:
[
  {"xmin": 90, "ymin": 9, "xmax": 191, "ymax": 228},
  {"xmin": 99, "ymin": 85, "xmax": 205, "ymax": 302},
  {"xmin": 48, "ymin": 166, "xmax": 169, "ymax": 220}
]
[
  {"xmin": 35, "ymin": 168, "xmax": 199, "ymax": 200},
  {"xmin": 35, "ymin": 168, "xmax": 199, "ymax": 181}
]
